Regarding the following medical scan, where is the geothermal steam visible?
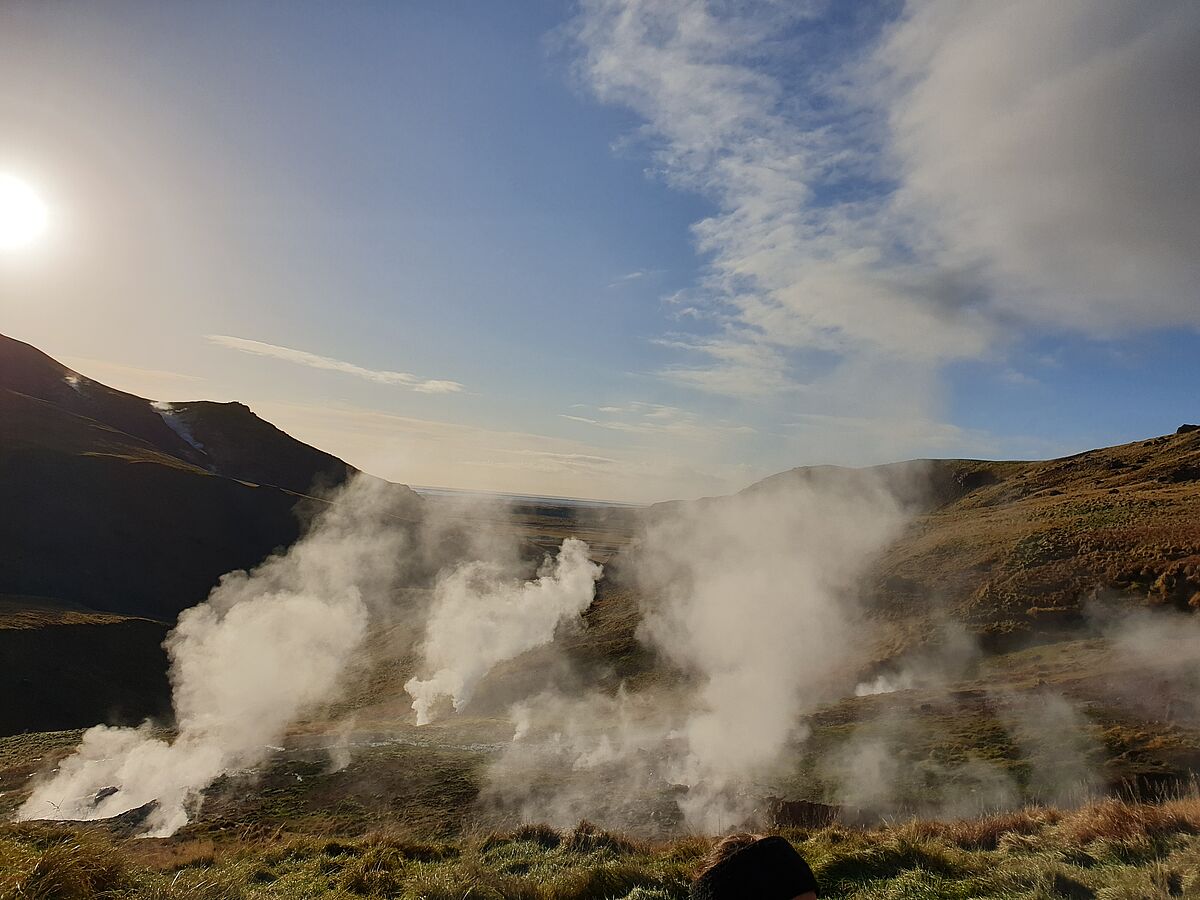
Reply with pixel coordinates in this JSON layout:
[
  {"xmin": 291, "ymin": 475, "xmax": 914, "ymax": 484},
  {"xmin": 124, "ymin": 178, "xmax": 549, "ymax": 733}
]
[
  {"xmin": 18, "ymin": 478, "xmax": 410, "ymax": 836},
  {"xmin": 482, "ymin": 471, "xmax": 910, "ymax": 831},
  {"xmin": 405, "ymin": 538, "xmax": 601, "ymax": 724}
]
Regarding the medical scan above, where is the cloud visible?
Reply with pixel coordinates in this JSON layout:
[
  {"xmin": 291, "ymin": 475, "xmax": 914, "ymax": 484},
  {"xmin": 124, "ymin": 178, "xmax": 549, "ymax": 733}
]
[
  {"xmin": 651, "ymin": 335, "xmax": 798, "ymax": 398},
  {"xmin": 880, "ymin": 0, "xmax": 1200, "ymax": 335},
  {"xmin": 561, "ymin": 400, "xmax": 755, "ymax": 440},
  {"xmin": 999, "ymin": 368, "xmax": 1038, "ymax": 387},
  {"xmin": 570, "ymin": 0, "xmax": 1200, "ymax": 397},
  {"xmin": 608, "ymin": 270, "xmax": 646, "ymax": 286},
  {"xmin": 606, "ymin": 268, "xmax": 664, "ymax": 287},
  {"xmin": 206, "ymin": 334, "xmax": 463, "ymax": 394}
]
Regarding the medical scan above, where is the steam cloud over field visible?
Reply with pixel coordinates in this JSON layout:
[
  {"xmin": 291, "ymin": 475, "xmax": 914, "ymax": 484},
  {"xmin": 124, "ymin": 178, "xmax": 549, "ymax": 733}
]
[
  {"xmin": 477, "ymin": 471, "xmax": 912, "ymax": 831},
  {"xmin": 405, "ymin": 538, "xmax": 602, "ymax": 724},
  {"xmin": 17, "ymin": 467, "xmax": 1200, "ymax": 839},
  {"xmin": 17, "ymin": 479, "xmax": 412, "ymax": 835}
]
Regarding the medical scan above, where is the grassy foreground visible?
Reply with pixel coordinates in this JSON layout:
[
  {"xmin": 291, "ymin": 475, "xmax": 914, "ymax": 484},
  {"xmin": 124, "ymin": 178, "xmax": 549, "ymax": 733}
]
[{"xmin": 2, "ymin": 797, "xmax": 1199, "ymax": 900}]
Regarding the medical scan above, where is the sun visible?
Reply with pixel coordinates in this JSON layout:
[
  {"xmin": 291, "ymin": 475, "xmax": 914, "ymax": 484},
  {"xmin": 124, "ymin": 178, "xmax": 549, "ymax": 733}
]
[{"xmin": 0, "ymin": 174, "xmax": 50, "ymax": 251}]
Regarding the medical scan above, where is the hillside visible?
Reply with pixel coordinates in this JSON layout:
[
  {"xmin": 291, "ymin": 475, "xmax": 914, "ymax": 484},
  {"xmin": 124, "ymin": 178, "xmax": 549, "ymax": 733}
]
[
  {"xmin": 843, "ymin": 431, "xmax": 1198, "ymax": 650},
  {"xmin": 561, "ymin": 434, "xmax": 1200, "ymax": 806},
  {"xmin": 642, "ymin": 430, "xmax": 1200, "ymax": 656},
  {"xmin": 0, "ymin": 334, "xmax": 420, "ymax": 732},
  {"xmin": 3, "ymin": 332, "xmax": 1198, "ymax": 830},
  {"xmin": 0, "ymin": 333, "xmax": 421, "ymax": 621}
]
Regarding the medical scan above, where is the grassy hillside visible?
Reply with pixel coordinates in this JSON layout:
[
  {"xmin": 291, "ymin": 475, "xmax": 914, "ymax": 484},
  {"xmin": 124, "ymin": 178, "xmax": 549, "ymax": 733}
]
[
  {"xmin": 864, "ymin": 430, "xmax": 1200, "ymax": 648},
  {"xmin": 2, "ymin": 795, "xmax": 1198, "ymax": 899},
  {"xmin": 633, "ymin": 428, "xmax": 1200, "ymax": 663}
]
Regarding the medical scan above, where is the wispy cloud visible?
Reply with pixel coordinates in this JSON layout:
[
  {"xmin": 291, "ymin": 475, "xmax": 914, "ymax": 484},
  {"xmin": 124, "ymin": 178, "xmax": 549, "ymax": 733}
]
[
  {"xmin": 999, "ymin": 368, "xmax": 1038, "ymax": 387},
  {"xmin": 206, "ymin": 335, "xmax": 463, "ymax": 394},
  {"xmin": 651, "ymin": 335, "xmax": 797, "ymax": 399},
  {"xmin": 562, "ymin": 400, "xmax": 755, "ymax": 440},
  {"xmin": 571, "ymin": 0, "xmax": 990, "ymax": 399},
  {"xmin": 571, "ymin": 0, "xmax": 1200, "ymax": 398},
  {"xmin": 606, "ymin": 268, "xmax": 664, "ymax": 288}
]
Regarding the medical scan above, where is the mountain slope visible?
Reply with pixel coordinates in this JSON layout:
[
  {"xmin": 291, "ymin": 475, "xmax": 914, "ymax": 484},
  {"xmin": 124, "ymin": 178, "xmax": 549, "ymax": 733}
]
[
  {"xmin": 0, "ymin": 333, "xmax": 418, "ymax": 621},
  {"xmin": 0, "ymin": 334, "xmax": 209, "ymax": 468},
  {"xmin": 745, "ymin": 430, "xmax": 1200, "ymax": 650},
  {"xmin": 0, "ymin": 334, "xmax": 426, "ymax": 734}
]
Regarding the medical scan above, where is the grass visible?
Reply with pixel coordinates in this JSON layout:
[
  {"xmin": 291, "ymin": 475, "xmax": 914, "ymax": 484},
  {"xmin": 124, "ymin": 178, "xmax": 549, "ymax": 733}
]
[{"xmin": 3, "ymin": 798, "xmax": 1200, "ymax": 899}]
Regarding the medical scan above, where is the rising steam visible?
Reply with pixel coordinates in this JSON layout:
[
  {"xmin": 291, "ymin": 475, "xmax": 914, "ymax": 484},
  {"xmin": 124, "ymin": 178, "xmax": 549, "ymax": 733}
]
[
  {"xmin": 17, "ymin": 465, "xmax": 1200, "ymax": 839},
  {"xmin": 478, "ymin": 471, "xmax": 911, "ymax": 832},
  {"xmin": 17, "ymin": 478, "xmax": 412, "ymax": 836},
  {"xmin": 405, "ymin": 538, "xmax": 601, "ymax": 724}
]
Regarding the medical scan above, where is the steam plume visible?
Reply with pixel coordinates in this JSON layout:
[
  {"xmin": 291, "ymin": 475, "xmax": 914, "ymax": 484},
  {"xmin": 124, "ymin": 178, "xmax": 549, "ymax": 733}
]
[
  {"xmin": 482, "ymin": 471, "xmax": 910, "ymax": 832},
  {"xmin": 405, "ymin": 538, "xmax": 601, "ymax": 724},
  {"xmin": 17, "ymin": 477, "xmax": 411, "ymax": 836}
]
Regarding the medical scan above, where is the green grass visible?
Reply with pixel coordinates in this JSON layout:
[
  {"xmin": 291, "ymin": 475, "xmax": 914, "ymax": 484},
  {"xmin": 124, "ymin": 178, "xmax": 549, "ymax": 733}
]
[{"xmin": 3, "ymin": 798, "xmax": 1200, "ymax": 899}]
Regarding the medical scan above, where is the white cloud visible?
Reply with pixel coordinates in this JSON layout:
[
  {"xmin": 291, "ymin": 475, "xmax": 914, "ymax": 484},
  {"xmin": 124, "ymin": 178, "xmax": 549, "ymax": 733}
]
[
  {"xmin": 206, "ymin": 334, "xmax": 463, "ymax": 394},
  {"xmin": 571, "ymin": 0, "xmax": 991, "ymax": 397},
  {"xmin": 880, "ymin": 1, "xmax": 1200, "ymax": 335},
  {"xmin": 608, "ymin": 270, "xmax": 646, "ymax": 285},
  {"xmin": 999, "ymin": 368, "xmax": 1038, "ymax": 387},
  {"xmin": 651, "ymin": 335, "xmax": 797, "ymax": 398},
  {"xmin": 571, "ymin": 0, "xmax": 1200, "ymax": 398}
]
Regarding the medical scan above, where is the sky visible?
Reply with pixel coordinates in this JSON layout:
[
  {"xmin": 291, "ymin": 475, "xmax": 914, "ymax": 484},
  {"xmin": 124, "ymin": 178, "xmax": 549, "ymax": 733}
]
[{"xmin": 1, "ymin": 0, "xmax": 1198, "ymax": 503}]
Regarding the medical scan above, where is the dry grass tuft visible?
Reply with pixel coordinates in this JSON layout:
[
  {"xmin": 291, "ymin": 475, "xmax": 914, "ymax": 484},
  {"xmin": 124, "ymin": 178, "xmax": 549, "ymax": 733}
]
[
  {"xmin": 898, "ymin": 806, "xmax": 1062, "ymax": 850},
  {"xmin": 1059, "ymin": 796, "xmax": 1200, "ymax": 846},
  {"xmin": 125, "ymin": 836, "xmax": 218, "ymax": 871},
  {"xmin": 562, "ymin": 820, "xmax": 640, "ymax": 856},
  {"xmin": 0, "ymin": 831, "xmax": 127, "ymax": 900},
  {"xmin": 512, "ymin": 822, "xmax": 564, "ymax": 850},
  {"xmin": 360, "ymin": 828, "xmax": 457, "ymax": 862},
  {"xmin": 479, "ymin": 822, "xmax": 564, "ymax": 853}
]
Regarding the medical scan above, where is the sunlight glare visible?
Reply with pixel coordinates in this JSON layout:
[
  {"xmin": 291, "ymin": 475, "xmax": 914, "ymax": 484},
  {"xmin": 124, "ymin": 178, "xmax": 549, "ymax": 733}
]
[{"xmin": 0, "ymin": 174, "xmax": 50, "ymax": 251}]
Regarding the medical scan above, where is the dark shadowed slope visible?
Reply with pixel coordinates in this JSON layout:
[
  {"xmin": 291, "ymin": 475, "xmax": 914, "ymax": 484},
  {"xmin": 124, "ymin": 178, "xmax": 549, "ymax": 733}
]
[
  {"xmin": 0, "ymin": 334, "xmax": 422, "ymax": 732},
  {"xmin": 0, "ymin": 333, "xmax": 420, "ymax": 621}
]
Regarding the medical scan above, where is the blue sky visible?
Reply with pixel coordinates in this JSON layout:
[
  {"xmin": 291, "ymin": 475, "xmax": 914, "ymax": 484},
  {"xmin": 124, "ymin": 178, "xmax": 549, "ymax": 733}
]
[{"xmin": 1, "ymin": 1, "xmax": 1197, "ymax": 501}]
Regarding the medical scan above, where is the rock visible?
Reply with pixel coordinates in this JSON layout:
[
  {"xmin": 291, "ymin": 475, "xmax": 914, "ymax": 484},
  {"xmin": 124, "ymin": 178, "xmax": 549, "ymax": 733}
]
[{"xmin": 1176, "ymin": 424, "xmax": 1199, "ymax": 434}]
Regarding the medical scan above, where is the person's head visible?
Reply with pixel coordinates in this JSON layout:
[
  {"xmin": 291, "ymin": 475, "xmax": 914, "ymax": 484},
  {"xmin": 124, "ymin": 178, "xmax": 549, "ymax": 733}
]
[{"xmin": 691, "ymin": 833, "xmax": 819, "ymax": 900}]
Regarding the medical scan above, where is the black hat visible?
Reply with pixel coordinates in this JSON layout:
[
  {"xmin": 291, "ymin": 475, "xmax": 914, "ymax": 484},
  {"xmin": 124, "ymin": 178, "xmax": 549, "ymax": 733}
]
[{"xmin": 691, "ymin": 836, "xmax": 819, "ymax": 900}]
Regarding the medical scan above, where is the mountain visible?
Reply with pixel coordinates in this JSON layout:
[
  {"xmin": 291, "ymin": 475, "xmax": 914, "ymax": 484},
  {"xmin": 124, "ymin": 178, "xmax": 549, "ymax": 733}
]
[
  {"xmin": 743, "ymin": 432, "xmax": 1200, "ymax": 652},
  {"xmin": 0, "ymin": 334, "xmax": 421, "ymax": 733},
  {"xmin": 0, "ymin": 333, "xmax": 419, "ymax": 621}
]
